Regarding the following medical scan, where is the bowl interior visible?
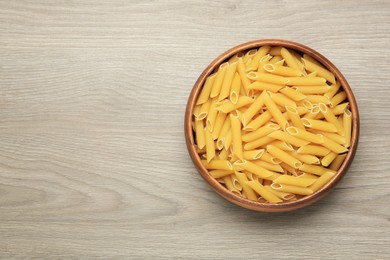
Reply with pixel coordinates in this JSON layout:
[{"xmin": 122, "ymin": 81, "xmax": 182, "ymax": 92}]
[{"xmin": 185, "ymin": 39, "xmax": 359, "ymax": 212}]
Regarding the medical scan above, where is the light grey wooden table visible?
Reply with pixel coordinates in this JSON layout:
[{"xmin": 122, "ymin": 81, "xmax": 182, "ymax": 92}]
[{"xmin": 0, "ymin": 0, "xmax": 389, "ymax": 259}]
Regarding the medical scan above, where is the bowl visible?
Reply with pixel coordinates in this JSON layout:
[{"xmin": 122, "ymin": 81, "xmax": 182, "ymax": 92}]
[{"xmin": 184, "ymin": 39, "xmax": 359, "ymax": 212}]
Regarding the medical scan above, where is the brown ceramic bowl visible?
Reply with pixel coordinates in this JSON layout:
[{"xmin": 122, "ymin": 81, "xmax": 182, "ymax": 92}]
[{"xmin": 184, "ymin": 39, "xmax": 359, "ymax": 212}]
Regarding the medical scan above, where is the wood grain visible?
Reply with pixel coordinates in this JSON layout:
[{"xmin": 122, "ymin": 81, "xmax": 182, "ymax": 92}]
[{"xmin": 0, "ymin": 0, "xmax": 389, "ymax": 258}]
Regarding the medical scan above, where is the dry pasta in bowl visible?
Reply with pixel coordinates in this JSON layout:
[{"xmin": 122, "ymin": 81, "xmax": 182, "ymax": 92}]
[{"xmin": 185, "ymin": 40, "xmax": 359, "ymax": 212}]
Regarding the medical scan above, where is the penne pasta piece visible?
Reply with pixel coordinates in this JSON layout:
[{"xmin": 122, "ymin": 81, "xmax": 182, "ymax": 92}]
[
  {"xmin": 319, "ymin": 135, "xmax": 348, "ymax": 154},
  {"xmin": 294, "ymin": 85, "xmax": 331, "ymax": 95},
  {"xmin": 206, "ymin": 97, "xmax": 219, "ymax": 131},
  {"xmin": 267, "ymin": 144, "xmax": 302, "ymax": 169},
  {"xmin": 280, "ymin": 162, "xmax": 299, "ymax": 175},
  {"xmin": 201, "ymin": 159, "xmax": 233, "ymax": 170},
  {"xmin": 296, "ymin": 172, "xmax": 319, "ymax": 180},
  {"xmin": 223, "ymin": 129, "xmax": 232, "ymax": 150},
  {"xmin": 264, "ymin": 185, "xmax": 295, "ymax": 200},
  {"xmin": 302, "ymin": 55, "xmax": 336, "ymax": 84},
  {"xmin": 254, "ymin": 160, "xmax": 284, "ymax": 173},
  {"xmin": 301, "ymin": 117, "xmax": 338, "ymax": 132},
  {"xmin": 231, "ymin": 174, "xmax": 243, "ymax": 191},
  {"xmin": 269, "ymin": 55, "xmax": 283, "ymax": 64},
  {"xmin": 242, "ymin": 123, "xmax": 280, "ymax": 142},
  {"xmin": 306, "ymin": 71, "xmax": 318, "ymax": 77},
  {"xmin": 324, "ymin": 81, "xmax": 341, "ymax": 99},
  {"xmin": 286, "ymin": 106, "xmax": 305, "ymax": 129},
  {"xmin": 297, "ymin": 145, "xmax": 330, "ymax": 156},
  {"xmin": 260, "ymin": 151, "xmax": 281, "ymax": 164},
  {"xmin": 246, "ymin": 45, "xmax": 271, "ymax": 71},
  {"xmin": 204, "ymin": 128, "xmax": 216, "ymax": 162},
  {"xmin": 288, "ymin": 151, "xmax": 320, "ymax": 165},
  {"xmin": 243, "ymin": 149, "xmax": 265, "ymax": 160},
  {"xmin": 267, "ymin": 130, "xmax": 310, "ymax": 147},
  {"xmin": 243, "ymin": 49, "xmax": 257, "ymax": 63},
  {"xmin": 263, "ymin": 91, "xmax": 289, "ymax": 130},
  {"xmin": 290, "ymin": 50, "xmax": 306, "ymax": 75},
  {"xmin": 244, "ymin": 136, "xmax": 275, "ymax": 150},
  {"xmin": 285, "ymin": 77, "xmax": 326, "ymax": 86},
  {"xmin": 304, "ymin": 95, "xmax": 331, "ymax": 105},
  {"xmin": 329, "ymin": 154, "xmax": 347, "ymax": 171},
  {"xmin": 193, "ymin": 105, "xmax": 201, "ymax": 119},
  {"xmin": 269, "ymin": 46, "xmax": 282, "ymax": 56},
  {"xmin": 212, "ymin": 111, "xmax": 228, "ymax": 140},
  {"xmin": 244, "ymin": 111, "xmax": 272, "ymax": 131},
  {"xmin": 279, "ymin": 87, "xmax": 306, "ymax": 102},
  {"xmin": 219, "ymin": 61, "xmax": 238, "ymax": 101},
  {"xmin": 269, "ymin": 140, "xmax": 294, "ymax": 151},
  {"xmin": 229, "ymin": 72, "xmax": 241, "ymax": 104},
  {"xmin": 218, "ymin": 148, "xmax": 229, "ymax": 160},
  {"xmin": 217, "ymin": 116, "xmax": 230, "ymax": 142},
  {"xmin": 310, "ymin": 171, "xmax": 336, "ymax": 192},
  {"xmin": 197, "ymin": 98, "xmax": 212, "ymax": 120},
  {"xmin": 222, "ymin": 176, "xmax": 241, "ymax": 196},
  {"xmin": 318, "ymin": 103, "xmax": 344, "ymax": 135},
  {"xmin": 263, "ymin": 63, "xmax": 301, "ymax": 77},
  {"xmin": 194, "ymin": 119, "xmax": 206, "ymax": 149},
  {"xmin": 300, "ymin": 99, "xmax": 313, "ymax": 110},
  {"xmin": 210, "ymin": 62, "xmax": 229, "ymax": 98},
  {"xmin": 234, "ymin": 173, "xmax": 259, "ymax": 201},
  {"xmin": 281, "ymin": 47, "xmax": 301, "ymax": 71},
  {"xmin": 268, "ymin": 91, "xmax": 297, "ymax": 108},
  {"xmin": 299, "ymin": 164, "xmax": 335, "ymax": 176},
  {"xmin": 271, "ymin": 183, "xmax": 313, "ymax": 196},
  {"xmin": 257, "ymin": 54, "xmax": 272, "ymax": 73},
  {"xmin": 197, "ymin": 73, "xmax": 217, "ymax": 105},
  {"xmin": 233, "ymin": 160, "xmax": 275, "ymax": 179},
  {"xmin": 330, "ymin": 91, "xmax": 347, "ymax": 108},
  {"xmin": 286, "ymin": 126, "xmax": 324, "ymax": 144},
  {"xmin": 321, "ymin": 132, "xmax": 346, "ymax": 145},
  {"xmin": 242, "ymin": 91, "xmax": 265, "ymax": 126},
  {"xmin": 230, "ymin": 114, "xmax": 243, "ymax": 159},
  {"xmin": 245, "ymin": 57, "xmax": 253, "ymax": 67},
  {"xmin": 237, "ymin": 58, "xmax": 251, "ymax": 94},
  {"xmin": 321, "ymin": 152, "xmax": 338, "ymax": 167},
  {"xmin": 274, "ymin": 175, "xmax": 316, "ymax": 187},
  {"xmin": 331, "ymin": 102, "xmax": 349, "ymax": 115},
  {"xmin": 195, "ymin": 145, "xmax": 206, "ymax": 154},
  {"xmin": 343, "ymin": 109, "xmax": 352, "ymax": 148},
  {"xmin": 216, "ymin": 96, "xmax": 254, "ymax": 113},
  {"xmin": 228, "ymin": 52, "xmax": 244, "ymax": 63},
  {"xmin": 209, "ymin": 169, "xmax": 234, "ymax": 179},
  {"xmin": 246, "ymin": 181, "xmax": 282, "ymax": 203},
  {"xmin": 247, "ymin": 72, "xmax": 289, "ymax": 85},
  {"xmin": 247, "ymin": 81, "xmax": 284, "ymax": 92}
]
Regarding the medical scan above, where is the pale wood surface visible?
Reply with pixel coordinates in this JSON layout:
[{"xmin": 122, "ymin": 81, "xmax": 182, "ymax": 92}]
[{"xmin": 0, "ymin": 0, "xmax": 389, "ymax": 259}]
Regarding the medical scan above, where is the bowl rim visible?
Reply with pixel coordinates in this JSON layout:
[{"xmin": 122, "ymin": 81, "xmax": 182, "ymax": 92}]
[{"xmin": 184, "ymin": 39, "xmax": 360, "ymax": 212}]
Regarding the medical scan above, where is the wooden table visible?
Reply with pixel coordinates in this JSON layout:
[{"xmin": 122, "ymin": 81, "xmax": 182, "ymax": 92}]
[{"xmin": 1, "ymin": 1, "xmax": 389, "ymax": 258}]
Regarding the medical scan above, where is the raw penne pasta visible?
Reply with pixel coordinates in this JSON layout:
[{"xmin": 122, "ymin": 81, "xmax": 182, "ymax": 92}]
[
  {"xmin": 237, "ymin": 58, "xmax": 251, "ymax": 94},
  {"xmin": 243, "ymin": 149, "xmax": 265, "ymax": 160},
  {"xmin": 302, "ymin": 55, "xmax": 336, "ymax": 84},
  {"xmin": 246, "ymin": 45, "xmax": 271, "ymax": 71},
  {"xmin": 310, "ymin": 171, "xmax": 336, "ymax": 192},
  {"xmin": 267, "ymin": 130, "xmax": 310, "ymax": 147},
  {"xmin": 219, "ymin": 61, "xmax": 238, "ymax": 101},
  {"xmin": 294, "ymin": 85, "xmax": 331, "ymax": 94},
  {"xmin": 204, "ymin": 128, "xmax": 216, "ymax": 162},
  {"xmin": 229, "ymin": 72, "xmax": 241, "ymax": 104},
  {"xmin": 301, "ymin": 117, "xmax": 338, "ymax": 132},
  {"xmin": 279, "ymin": 87, "xmax": 306, "ymax": 102},
  {"xmin": 230, "ymin": 114, "xmax": 243, "ymax": 159},
  {"xmin": 197, "ymin": 73, "xmax": 217, "ymax": 105},
  {"xmin": 210, "ymin": 62, "xmax": 229, "ymax": 98},
  {"xmin": 274, "ymin": 175, "xmax": 316, "ymax": 187},
  {"xmin": 247, "ymin": 81, "xmax": 284, "ymax": 92},
  {"xmin": 267, "ymin": 145, "xmax": 302, "ymax": 169},
  {"xmin": 201, "ymin": 159, "xmax": 233, "ymax": 170},
  {"xmin": 193, "ymin": 46, "xmax": 353, "ymax": 204},
  {"xmin": 242, "ymin": 123, "xmax": 280, "ymax": 142},
  {"xmin": 209, "ymin": 169, "xmax": 234, "ymax": 179},
  {"xmin": 329, "ymin": 154, "xmax": 347, "ymax": 171},
  {"xmin": 297, "ymin": 145, "xmax": 331, "ymax": 156},
  {"xmin": 263, "ymin": 63, "xmax": 301, "ymax": 77},
  {"xmin": 343, "ymin": 109, "xmax": 352, "ymax": 148},
  {"xmin": 246, "ymin": 181, "xmax": 282, "ymax": 203},
  {"xmin": 194, "ymin": 119, "xmax": 206, "ymax": 149},
  {"xmin": 330, "ymin": 91, "xmax": 347, "ymax": 108},
  {"xmin": 271, "ymin": 183, "xmax": 313, "ymax": 196},
  {"xmin": 247, "ymin": 72, "xmax": 289, "ymax": 85},
  {"xmin": 285, "ymin": 106, "xmax": 305, "ymax": 129},
  {"xmin": 263, "ymin": 91, "xmax": 289, "ymax": 130},
  {"xmin": 281, "ymin": 47, "xmax": 301, "ymax": 71}
]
